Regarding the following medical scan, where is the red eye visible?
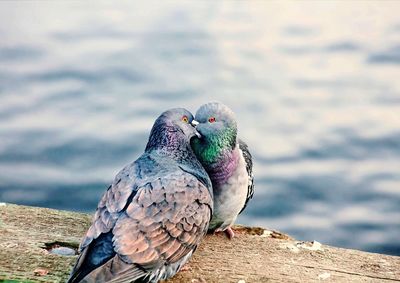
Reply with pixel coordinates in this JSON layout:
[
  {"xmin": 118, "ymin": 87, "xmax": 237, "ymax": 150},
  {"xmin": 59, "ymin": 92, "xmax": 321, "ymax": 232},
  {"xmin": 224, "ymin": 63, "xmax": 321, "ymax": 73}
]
[
  {"xmin": 181, "ymin": 115, "xmax": 189, "ymax": 123},
  {"xmin": 208, "ymin": 117, "xmax": 216, "ymax": 123}
]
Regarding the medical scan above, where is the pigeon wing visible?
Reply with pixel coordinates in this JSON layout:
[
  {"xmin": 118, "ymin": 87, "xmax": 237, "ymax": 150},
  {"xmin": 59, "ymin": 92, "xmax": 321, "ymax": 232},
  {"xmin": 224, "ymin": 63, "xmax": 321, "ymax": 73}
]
[
  {"xmin": 238, "ymin": 139, "xmax": 254, "ymax": 214},
  {"xmin": 80, "ymin": 162, "xmax": 141, "ymax": 250},
  {"xmin": 67, "ymin": 162, "xmax": 140, "ymax": 283},
  {"xmin": 110, "ymin": 171, "xmax": 213, "ymax": 282}
]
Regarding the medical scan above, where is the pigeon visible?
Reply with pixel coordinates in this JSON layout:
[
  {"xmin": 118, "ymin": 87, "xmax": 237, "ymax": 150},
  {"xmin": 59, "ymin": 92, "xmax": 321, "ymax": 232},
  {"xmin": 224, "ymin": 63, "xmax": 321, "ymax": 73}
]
[
  {"xmin": 191, "ymin": 102, "xmax": 254, "ymax": 239},
  {"xmin": 67, "ymin": 108, "xmax": 213, "ymax": 283}
]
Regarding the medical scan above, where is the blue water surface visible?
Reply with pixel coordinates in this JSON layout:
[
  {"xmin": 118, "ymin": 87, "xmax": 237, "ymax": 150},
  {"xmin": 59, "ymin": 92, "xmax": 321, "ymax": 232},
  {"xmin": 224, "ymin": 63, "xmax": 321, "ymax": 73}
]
[{"xmin": 0, "ymin": 2, "xmax": 399, "ymax": 255}]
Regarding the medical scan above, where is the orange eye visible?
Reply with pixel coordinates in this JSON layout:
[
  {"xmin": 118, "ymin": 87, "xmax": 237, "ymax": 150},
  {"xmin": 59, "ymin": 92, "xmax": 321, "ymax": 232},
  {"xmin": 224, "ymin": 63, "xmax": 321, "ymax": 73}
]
[
  {"xmin": 181, "ymin": 115, "xmax": 189, "ymax": 123},
  {"xmin": 208, "ymin": 117, "xmax": 216, "ymax": 123}
]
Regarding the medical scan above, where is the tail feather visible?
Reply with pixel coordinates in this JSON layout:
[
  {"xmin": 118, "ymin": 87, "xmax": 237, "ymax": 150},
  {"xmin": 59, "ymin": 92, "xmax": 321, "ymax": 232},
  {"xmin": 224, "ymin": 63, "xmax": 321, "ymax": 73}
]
[
  {"xmin": 80, "ymin": 255, "xmax": 148, "ymax": 283},
  {"xmin": 106, "ymin": 267, "xmax": 148, "ymax": 283},
  {"xmin": 67, "ymin": 247, "xmax": 90, "ymax": 283},
  {"xmin": 67, "ymin": 232, "xmax": 115, "ymax": 283}
]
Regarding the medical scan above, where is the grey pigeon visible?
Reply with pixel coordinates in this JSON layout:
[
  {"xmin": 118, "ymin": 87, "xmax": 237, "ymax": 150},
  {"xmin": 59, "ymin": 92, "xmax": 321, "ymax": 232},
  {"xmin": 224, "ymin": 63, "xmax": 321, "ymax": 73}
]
[
  {"xmin": 191, "ymin": 102, "xmax": 253, "ymax": 239},
  {"xmin": 67, "ymin": 108, "xmax": 213, "ymax": 283}
]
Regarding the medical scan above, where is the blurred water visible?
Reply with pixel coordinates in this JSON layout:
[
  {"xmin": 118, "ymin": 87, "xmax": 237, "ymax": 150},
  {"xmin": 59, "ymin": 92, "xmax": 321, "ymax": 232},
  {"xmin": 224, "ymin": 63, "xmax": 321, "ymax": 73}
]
[{"xmin": 0, "ymin": 1, "xmax": 399, "ymax": 255}]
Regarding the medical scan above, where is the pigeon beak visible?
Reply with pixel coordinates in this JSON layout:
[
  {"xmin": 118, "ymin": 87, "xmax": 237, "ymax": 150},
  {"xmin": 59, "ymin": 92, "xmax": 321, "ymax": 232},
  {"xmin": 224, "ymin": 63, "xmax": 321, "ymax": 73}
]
[
  {"xmin": 191, "ymin": 120, "xmax": 201, "ymax": 138},
  {"xmin": 194, "ymin": 130, "xmax": 201, "ymax": 138}
]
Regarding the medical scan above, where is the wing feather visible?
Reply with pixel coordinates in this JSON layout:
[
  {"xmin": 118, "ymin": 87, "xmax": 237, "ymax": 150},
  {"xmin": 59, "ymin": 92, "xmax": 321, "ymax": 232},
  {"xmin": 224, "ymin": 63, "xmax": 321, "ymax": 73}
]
[
  {"xmin": 69, "ymin": 159, "xmax": 212, "ymax": 283},
  {"xmin": 68, "ymin": 163, "xmax": 140, "ymax": 283},
  {"xmin": 238, "ymin": 139, "xmax": 254, "ymax": 214},
  {"xmin": 113, "ymin": 172, "xmax": 212, "ymax": 271}
]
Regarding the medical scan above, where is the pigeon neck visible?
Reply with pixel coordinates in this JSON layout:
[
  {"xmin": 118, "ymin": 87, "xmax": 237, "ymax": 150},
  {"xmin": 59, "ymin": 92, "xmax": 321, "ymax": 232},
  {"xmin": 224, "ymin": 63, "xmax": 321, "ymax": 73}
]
[
  {"xmin": 206, "ymin": 146, "xmax": 240, "ymax": 186},
  {"xmin": 192, "ymin": 126, "xmax": 237, "ymax": 165},
  {"xmin": 145, "ymin": 125, "xmax": 212, "ymax": 189},
  {"xmin": 146, "ymin": 125, "xmax": 193, "ymax": 158}
]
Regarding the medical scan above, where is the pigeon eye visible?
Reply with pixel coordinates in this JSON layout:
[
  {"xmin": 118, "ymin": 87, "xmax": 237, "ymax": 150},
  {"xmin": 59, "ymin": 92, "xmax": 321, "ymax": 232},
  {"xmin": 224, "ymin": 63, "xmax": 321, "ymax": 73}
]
[
  {"xmin": 208, "ymin": 117, "xmax": 216, "ymax": 123},
  {"xmin": 181, "ymin": 115, "xmax": 189, "ymax": 123}
]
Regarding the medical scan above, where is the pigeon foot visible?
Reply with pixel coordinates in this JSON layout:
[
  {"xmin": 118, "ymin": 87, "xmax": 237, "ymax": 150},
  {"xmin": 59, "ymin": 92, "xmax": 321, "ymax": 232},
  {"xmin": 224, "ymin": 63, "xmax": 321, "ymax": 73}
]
[{"xmin": 224, "ymin": 227, "xmax": 235, "ymax": 239}]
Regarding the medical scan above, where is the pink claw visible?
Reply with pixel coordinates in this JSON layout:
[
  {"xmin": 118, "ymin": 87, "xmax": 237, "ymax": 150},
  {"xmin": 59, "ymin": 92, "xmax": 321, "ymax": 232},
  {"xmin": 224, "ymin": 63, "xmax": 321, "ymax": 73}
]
[
  {"xmin": 224, "ymin": 227, "xmax": 235, "ymax": 239},
  {"xmin": 180, "ymin": 264, "xmax": 192, "ymax": 272}
]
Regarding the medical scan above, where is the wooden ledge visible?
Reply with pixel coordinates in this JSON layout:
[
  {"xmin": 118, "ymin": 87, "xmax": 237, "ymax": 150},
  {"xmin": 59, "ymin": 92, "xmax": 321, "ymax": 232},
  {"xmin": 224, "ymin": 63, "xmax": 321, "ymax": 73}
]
[{"xmin": 0, "ymin": 203, "xmax": 399, "ymax": 283}]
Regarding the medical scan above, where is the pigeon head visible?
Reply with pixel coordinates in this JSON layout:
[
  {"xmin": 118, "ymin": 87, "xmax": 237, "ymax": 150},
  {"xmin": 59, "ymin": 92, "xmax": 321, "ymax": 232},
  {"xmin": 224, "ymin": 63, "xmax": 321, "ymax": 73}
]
[
  {"xmin": 191, "ymin": 102, "xmax": 237, "ymax": 163},
  {"xmin": 145, "ymin": 108, "xmax": 200, "ymax": 152}
]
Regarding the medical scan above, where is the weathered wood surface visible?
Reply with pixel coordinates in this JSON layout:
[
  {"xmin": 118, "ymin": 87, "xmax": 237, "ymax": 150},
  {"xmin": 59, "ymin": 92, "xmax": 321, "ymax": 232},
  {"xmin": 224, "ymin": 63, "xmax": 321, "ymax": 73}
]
[{"xmin": 0, "ymin": 203, "xmax": 399, "ymax": 283}]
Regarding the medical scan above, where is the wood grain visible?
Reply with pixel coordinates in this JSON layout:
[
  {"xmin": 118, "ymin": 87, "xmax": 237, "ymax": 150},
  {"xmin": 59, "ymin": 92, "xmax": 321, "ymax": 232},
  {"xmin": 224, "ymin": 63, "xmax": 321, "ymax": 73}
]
[{"xmin": 0, "ymin": 203, "xmax": 399, "ymax": 283}]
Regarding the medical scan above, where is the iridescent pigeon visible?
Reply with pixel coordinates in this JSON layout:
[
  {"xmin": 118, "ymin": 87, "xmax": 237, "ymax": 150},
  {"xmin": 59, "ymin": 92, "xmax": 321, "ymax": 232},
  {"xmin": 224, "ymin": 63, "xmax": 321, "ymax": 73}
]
[
  {"xmin": 67, "ymin": 109, "xmax": 213, "ymax": 283},
  {"xmin": 191, "ymin": 102, "xmax": 254, "ymax": 239}
]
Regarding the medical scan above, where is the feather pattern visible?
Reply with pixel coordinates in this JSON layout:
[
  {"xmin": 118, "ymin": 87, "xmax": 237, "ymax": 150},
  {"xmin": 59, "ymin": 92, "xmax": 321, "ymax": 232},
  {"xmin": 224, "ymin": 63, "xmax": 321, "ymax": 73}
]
[
  {"xmin": 238, "ymin": 139, "xmax": 254, "ymax": 214},
  {"xmin": 191, "ymin": 102, "xmax": 254, "ymax": 233},
  {"xmin": 67, "ymin": 108, "xmax": 213, "ymax": 283}
]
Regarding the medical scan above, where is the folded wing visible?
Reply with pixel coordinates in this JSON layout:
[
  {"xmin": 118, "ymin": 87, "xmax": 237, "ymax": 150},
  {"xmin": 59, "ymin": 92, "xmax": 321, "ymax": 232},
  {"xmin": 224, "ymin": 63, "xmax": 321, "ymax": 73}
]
[
  {"xmin": 68, "ymin": 167, "xmax": 212, "ymax": 283},
  {"xmin": 238, "ymin": 139, "xmax": 254, "ymax": 214}
]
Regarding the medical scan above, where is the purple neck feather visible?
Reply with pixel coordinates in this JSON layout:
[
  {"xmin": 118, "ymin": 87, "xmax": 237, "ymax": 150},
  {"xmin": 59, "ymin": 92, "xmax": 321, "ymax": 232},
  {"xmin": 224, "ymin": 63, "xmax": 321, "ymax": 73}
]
[{"xmin": 206, "ymin": 147, "xmax": 240, "ymax": 187}]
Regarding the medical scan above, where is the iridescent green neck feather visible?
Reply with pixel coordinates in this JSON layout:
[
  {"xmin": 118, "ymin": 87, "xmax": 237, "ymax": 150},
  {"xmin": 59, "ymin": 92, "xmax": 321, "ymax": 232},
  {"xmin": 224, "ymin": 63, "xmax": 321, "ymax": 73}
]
[{"xmin": 191, "ymin": 127, "xmax": 237, "ymax": 165}]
